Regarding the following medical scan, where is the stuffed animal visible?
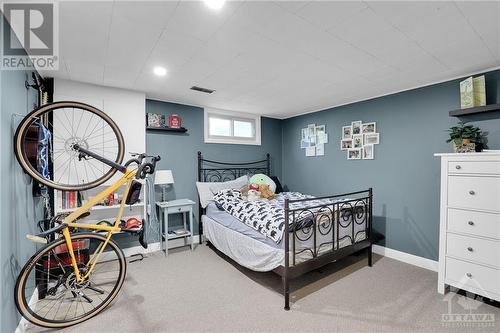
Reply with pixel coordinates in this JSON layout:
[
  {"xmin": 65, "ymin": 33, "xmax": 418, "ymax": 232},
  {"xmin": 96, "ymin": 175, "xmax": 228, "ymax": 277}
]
[
  {"xmin": 258, "ymin": 184, "xmax": 275, "ymax": 200},
  {"xmin": 249, "ymin": 174, "xmax": 276, "ymax": 193},
  {"xmin": 248, "ymin": 173, "xmax": 276, "ymax": 193},
  {"xmin": 246, "ymin": 189, "xmax": 261, "ymax": 201}
]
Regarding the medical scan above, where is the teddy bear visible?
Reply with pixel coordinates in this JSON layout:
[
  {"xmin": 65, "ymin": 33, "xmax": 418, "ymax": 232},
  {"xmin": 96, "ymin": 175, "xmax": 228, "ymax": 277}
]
[
  {"xmin": 246, "ymin": 189, "xmax": 262, "ymax": 201},
  {"xmin": 258, "ymin": 184, "xmax": 275, "ymax": 200}
]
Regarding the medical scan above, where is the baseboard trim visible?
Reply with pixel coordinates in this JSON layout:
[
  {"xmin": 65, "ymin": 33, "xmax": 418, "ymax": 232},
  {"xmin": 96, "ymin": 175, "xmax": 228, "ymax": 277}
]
[{"xmin": 372, "ymin": 244, "xmax": 438, "ymax": 272}]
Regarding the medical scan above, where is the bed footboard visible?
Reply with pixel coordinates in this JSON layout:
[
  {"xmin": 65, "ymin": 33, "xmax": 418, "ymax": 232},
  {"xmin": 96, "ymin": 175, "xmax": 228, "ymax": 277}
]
[{"xmin": 279, "ymin": 188, "xmax": 373, "ymax": 310}]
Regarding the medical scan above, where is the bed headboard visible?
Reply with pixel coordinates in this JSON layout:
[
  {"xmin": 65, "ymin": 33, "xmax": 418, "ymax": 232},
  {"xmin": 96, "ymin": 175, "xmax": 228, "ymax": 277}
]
[{"xmin": 197, "ymin": 151, "xmax": 270, "ymax": 240}]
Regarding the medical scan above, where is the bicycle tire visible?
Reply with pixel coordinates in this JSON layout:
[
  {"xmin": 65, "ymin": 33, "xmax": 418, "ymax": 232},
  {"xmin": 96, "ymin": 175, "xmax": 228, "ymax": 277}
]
[
  {"xmin": 14, "ymin": 101, "xmax": 125, "ymax": 191},
  {"xmin": 15, "ymin": 233, "xmax": 126, "ymax": 328}
]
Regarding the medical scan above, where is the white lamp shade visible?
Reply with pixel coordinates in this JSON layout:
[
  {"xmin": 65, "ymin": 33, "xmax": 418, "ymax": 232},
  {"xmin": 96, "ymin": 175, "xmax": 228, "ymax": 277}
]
[{"xmin": 155, "ymin": 170, "xmax": 174, "ymax": 185}]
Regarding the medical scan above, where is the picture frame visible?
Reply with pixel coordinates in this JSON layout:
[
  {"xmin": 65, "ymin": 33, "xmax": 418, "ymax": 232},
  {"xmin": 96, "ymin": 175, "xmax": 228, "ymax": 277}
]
[
  {"xmin": 364, "ymin": 133, "xmax": 379, "ymax": 145},
  {"xmin": 341, "ymin": 139, "xmax": 352, "ymax": 150},
  {"xmin": 342, "ymin": 126, "xmax": 352, "ymax": 139},
  {"xmin": 352, "ymin": 121, "xmax": 362, "ymax": 135},
  {"xmin": 362, "ymin": 122, "xmax": 376, "ymax": 134},
  {"xmin": 362, "ymin": 144, "xmax": 374, "ymax": 159},
  {"xmin": 347, "ymin": 148, "xmax": 362, "ymax": 160},
  {"xmin": 352, "ymin": 134, "xmax": 363, "ymax": 148}
]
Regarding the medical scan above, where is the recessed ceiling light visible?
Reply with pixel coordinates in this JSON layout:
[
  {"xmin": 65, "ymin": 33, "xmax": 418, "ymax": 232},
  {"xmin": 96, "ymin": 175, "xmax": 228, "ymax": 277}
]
[
  {"xmin": 204, "ymin": 0, "xmax": 226, "ymax": 10},
  {"xmin": 153, "ymin": 66, "xmax": 167, "ymax": 76}
]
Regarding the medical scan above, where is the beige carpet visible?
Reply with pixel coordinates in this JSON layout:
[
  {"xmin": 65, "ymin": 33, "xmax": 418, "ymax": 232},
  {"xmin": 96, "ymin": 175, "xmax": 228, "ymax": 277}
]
[{"xmin": 25, "ymin": 244, "xmax": 500, "ymax": 333}]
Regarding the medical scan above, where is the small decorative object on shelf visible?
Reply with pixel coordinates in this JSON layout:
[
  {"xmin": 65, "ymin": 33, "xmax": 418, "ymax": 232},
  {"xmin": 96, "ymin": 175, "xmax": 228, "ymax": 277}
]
[
  {"xmin": 446, "ymin": 121, "xmax": 487, "ymax": 153},
  {"xmin": 460, "ymin": 75, "xmax": 486, "ymax": 109},
  {"xmin": 147, "ymin": 113, "xmax": 165, "ymax": 128},
  {"xmin": 168, "ymin": 113, "xmax": 181, "ymax": 128}
]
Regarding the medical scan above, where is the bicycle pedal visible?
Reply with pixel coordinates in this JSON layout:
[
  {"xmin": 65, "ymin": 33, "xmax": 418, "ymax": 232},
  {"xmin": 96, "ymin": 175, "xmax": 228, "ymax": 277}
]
[{"xmin": 26, "ymin": 234, "xmax": 48, "ymax": 244}]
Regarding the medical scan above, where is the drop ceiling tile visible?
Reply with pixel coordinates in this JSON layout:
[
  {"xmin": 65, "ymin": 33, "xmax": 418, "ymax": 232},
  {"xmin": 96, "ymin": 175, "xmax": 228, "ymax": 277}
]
[
  {"xmin": 295, "ymin": 0, "xmax": 368, "ymax": 30},
  {"xmin": 58, "ymin": 1, "xmax": 113, "ymax": 64},
  {"xmin": 455, "ymin": 1, "xmax": 500, "ymax": 41},
  {"xmin": 272, "ymin": 1, "xmax": 310, "ymax": 13},
  {"xmin": 66, "ymin": 60, "xmax": 105, "ymax": 85},
  {"xmin": 112, "ymin": 1, "xmax": 178, "ymax": 30},
  {"xmin": 167, "ymin": 0, "xmax": 243, "ymax": 41},
  {"xmin": 106, "ymin": 14, "xmax": 164, "ymax": 68},
  {"xmin": 226, "ymin": 1, "xmax": 288, "ymax": 32},
  {"xmin": 430, "ymin": 34, "xmax": 496, "ymax": 70}
]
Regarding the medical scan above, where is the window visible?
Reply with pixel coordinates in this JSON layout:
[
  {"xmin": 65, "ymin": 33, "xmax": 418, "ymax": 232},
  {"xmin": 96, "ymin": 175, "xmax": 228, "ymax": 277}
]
[{"xmin": 204, "ymin": 108, "xmax": 261, "ymax": 145}]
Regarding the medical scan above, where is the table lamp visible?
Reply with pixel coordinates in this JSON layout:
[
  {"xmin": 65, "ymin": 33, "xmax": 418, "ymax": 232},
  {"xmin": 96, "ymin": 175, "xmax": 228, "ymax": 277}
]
[{"xmin": 155, "ymin": 170, "xmax": 174, "ymax": 202}]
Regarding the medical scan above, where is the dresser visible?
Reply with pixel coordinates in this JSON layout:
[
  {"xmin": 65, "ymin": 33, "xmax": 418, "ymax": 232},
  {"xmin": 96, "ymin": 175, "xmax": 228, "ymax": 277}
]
[{"xmin": 435, "ymin": 152, "xmax": 500, "ymax": 302}]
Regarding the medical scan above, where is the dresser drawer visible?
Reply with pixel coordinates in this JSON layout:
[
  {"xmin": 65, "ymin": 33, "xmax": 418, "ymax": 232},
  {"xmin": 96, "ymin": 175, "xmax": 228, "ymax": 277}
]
[
  {"xmin": 166, "ymin": 206, "xmax": 191, "ymax": 214},
  {"xmin": 446, "ymin": 233, "xmax": 500, "ymax": 268},
  {"xmin": 448, "ymin": 176, "xmax": 500, "ymax": 212},
  {"xmin": 449, "ymin": 161, "xmax": 500, "ymax": 175},
  {"xmin": 448, "ymin": 209, "xmax": 500, "ymax": 240},
  {"xmin": 445, "ymin": 257, "xmax": 500, "ymax": 296}
]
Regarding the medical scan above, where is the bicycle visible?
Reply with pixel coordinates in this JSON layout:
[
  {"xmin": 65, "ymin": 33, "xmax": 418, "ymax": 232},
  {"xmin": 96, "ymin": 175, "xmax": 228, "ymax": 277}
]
[{"xmin": 13, "ymin": 101, "xmax": 160, "ymax": 328}]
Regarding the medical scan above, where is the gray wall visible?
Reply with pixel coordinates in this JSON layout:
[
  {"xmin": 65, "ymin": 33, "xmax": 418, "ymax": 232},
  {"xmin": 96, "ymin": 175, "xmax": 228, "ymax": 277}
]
[
  {"xmin": 282, "ymin": 69, "xmax": 500, "ymax": 261},
  {"xmin": 146, "ymin": 99, "xmax": 283, "ymax": 232},
  {"xmin": 0, "ymin": 66, "xmax": 42, "ymax": 331}
]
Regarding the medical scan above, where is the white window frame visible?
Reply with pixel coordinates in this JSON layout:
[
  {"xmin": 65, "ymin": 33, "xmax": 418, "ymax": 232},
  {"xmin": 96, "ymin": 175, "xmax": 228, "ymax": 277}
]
[{"xmin": 204, "ymin": 108, "xmax": 261, "ymax": 145}]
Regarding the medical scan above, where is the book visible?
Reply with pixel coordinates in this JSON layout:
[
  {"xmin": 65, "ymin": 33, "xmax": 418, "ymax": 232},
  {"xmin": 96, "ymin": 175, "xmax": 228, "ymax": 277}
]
[
  {"xmin": 473, "ymin": 75, "xmax": 486, "ymax": 107},
  {"xmin": 174, "ymin": 229, "xmax": 190, "ymax": 236},
  {"xmin": 460, "ymin": 77, "xmax": 474, "ymax": 109}
]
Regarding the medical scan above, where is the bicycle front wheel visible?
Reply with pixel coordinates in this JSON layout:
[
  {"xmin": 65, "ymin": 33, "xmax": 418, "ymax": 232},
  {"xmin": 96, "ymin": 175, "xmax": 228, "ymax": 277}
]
[
  {"xmin": 14, "ymin": 101, "xmax": 125, "ymax": 191},
  {"xmin": 15, "ymin": 233, "xmax": 127, "ymax": 328}
]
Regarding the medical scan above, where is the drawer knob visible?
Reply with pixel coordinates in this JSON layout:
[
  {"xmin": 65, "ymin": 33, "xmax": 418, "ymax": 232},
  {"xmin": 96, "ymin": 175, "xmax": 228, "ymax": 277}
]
[
  {"xmin": 467, "ymin": 247, "xmax": 474, "ymax": 252},
  {"xmin": 455, "ymin": 165, "xmax": 461, "ymax": 170},
  {"xmin": 468, "ymin": 221, "xmax": 474, "ymax": 226},
  {"xmin": 466, "ymin": 272, "xmax": 472, "ymax": 278},
  {"xmin": 469, "ymin": 190, "xmax": 475, "ymax": 195}
]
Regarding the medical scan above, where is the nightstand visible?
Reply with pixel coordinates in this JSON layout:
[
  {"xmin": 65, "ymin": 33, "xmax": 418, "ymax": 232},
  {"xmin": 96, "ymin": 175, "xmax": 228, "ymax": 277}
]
[{"xmin": 156, "ymin": 199, "xmax": 195, "ymax": 256}]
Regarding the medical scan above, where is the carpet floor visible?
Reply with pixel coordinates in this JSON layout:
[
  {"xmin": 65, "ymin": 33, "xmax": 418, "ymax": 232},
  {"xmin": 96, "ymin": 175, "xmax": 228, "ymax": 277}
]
[{"xmin": 25, "ymin": 244, "xmax": 500, "ymax": 333}]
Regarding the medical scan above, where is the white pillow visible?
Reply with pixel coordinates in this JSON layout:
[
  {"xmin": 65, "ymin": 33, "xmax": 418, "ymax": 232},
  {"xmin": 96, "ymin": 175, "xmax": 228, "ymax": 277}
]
[{"xmin": 196, "ymin": 175, "xmax": 248, "ymax": 208}]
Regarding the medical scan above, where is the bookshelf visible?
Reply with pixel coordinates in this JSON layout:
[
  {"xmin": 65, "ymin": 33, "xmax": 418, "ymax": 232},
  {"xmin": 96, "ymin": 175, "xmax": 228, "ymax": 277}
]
[{"xmin": 54, "ymin": 184, "xmax": 145, "ymax": 230}]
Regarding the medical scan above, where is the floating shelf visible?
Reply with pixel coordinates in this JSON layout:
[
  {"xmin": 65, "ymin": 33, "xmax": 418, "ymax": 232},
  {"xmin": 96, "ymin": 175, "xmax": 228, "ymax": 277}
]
[
  {"xmin": 449, "ymin": 103, "xmax": 500, "ymax": 117},
  {"xmin": 146, "ymin": 126, "xmax": 187, "ymax": 133}
]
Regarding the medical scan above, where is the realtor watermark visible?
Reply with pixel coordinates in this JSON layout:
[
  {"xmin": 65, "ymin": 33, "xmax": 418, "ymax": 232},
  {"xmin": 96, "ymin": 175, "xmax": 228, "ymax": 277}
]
[
  {"xmin": 441, "ymin": 289, "xmax": 496, "ymax": 329},
  {"xmin": 1, "ymin": 1, "xmax": 59, "ymax": 70}
]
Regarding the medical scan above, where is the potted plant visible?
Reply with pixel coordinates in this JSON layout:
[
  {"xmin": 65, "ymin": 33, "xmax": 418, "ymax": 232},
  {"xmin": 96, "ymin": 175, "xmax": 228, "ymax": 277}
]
[{"xmin": 446, "ymin": 121, "xmax": 486, "ymax": 152}]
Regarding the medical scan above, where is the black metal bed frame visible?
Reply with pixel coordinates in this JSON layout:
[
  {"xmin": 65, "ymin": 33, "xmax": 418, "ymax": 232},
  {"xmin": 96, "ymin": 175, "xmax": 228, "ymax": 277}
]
[{"xmin": 197, "ymin": 151, "xmax": 373, "ymax": 310}]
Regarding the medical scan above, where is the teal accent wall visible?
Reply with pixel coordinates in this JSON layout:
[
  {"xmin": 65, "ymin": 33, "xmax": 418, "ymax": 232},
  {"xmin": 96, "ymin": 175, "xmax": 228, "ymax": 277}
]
[
  {"xmin": 282, "ymin": 69, "xmax": 500, "ymax": 261},
  {"xmin": 145, "ymin": 99, "xmax": 283, "ymax": 232},
  {"xmin": 0, "ymin": 67, "xmax": 42, "ymax": 331}
]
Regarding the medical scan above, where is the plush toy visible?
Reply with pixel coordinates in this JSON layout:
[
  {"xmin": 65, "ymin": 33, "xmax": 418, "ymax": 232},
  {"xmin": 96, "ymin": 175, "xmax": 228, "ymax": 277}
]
[
  {"xmin": 246, "ymin": 189, "xmax": 262, "ymax": 201},
  {"xmin": 249, "ymin": 174, "xmax": 276, "ymax": 193},
  {"xmin": 258, "ymin": 184, "xmax": 275, "ymax": 200}
]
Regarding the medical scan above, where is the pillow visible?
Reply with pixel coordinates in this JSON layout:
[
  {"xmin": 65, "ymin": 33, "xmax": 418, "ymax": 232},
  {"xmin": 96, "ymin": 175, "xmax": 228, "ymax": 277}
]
[
  {"xmin": 196, "ymin": 175, "xmax": 248, "ymax": 208},
  {"xmin": 209, "ymin": 175, "xmax": 248, "ymax": 195},
  {"xmin": 270, "ymin": 176, "xmax": 283, "ymax": 194}
]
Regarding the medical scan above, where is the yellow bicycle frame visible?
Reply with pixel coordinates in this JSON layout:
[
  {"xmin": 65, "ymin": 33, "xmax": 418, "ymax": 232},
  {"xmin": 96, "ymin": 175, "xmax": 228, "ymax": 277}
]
[{"xmin": 59, "ymin": 168, "xmax": 137, "ymax": 283}]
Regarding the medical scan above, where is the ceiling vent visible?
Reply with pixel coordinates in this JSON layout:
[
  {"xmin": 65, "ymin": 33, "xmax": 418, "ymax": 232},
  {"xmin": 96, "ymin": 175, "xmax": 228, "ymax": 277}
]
[{"xmin": 190, "ymin": 86, "xmax": 215, "ymax": 94}]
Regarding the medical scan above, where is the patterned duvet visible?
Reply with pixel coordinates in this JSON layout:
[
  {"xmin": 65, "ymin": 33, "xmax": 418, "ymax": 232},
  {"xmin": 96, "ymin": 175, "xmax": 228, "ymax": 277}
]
[{"xmin": 213, "ymin": 189, "xmax": 343, "ymax": 244}]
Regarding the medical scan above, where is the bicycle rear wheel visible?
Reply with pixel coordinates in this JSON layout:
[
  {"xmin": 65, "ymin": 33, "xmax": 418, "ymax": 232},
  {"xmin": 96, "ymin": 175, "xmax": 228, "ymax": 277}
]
[
  {"xmin": 14, "ymin": 101, "xmax": 125, "ymax": 191},
  {"xmin": 15, "ymin": 233, "xmax": 126, "ymax": 328}
]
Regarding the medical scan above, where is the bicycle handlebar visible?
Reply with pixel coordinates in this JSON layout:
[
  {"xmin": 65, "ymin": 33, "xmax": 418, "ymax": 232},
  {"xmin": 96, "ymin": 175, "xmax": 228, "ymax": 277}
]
[{"xmin": 74, "ymin": 145, "xmax": 161, "ymax": 179}]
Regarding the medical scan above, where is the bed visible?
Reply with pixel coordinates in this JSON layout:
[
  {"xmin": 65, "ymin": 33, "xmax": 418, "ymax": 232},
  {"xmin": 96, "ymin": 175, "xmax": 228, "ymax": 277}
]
[{"xmin": 197, "ymin": 152, "xmax": 373, "ymax": 310}]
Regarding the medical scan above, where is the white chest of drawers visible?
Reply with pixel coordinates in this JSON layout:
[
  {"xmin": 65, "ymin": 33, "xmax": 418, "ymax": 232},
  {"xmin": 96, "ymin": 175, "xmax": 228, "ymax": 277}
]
[{"xmin": 436, "ymin": 152, "xmax": 500, "ymax": 302}]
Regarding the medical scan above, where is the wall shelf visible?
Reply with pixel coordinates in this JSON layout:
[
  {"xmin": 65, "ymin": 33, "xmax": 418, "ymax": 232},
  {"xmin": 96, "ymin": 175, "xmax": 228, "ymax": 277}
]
[
  {"xmin": 449, "ymin": 103, "xmax": 500, "ymax": 117},
  {"xmin": 146, "ymin": 126, "xmax": 187, "ymax": 133}
]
